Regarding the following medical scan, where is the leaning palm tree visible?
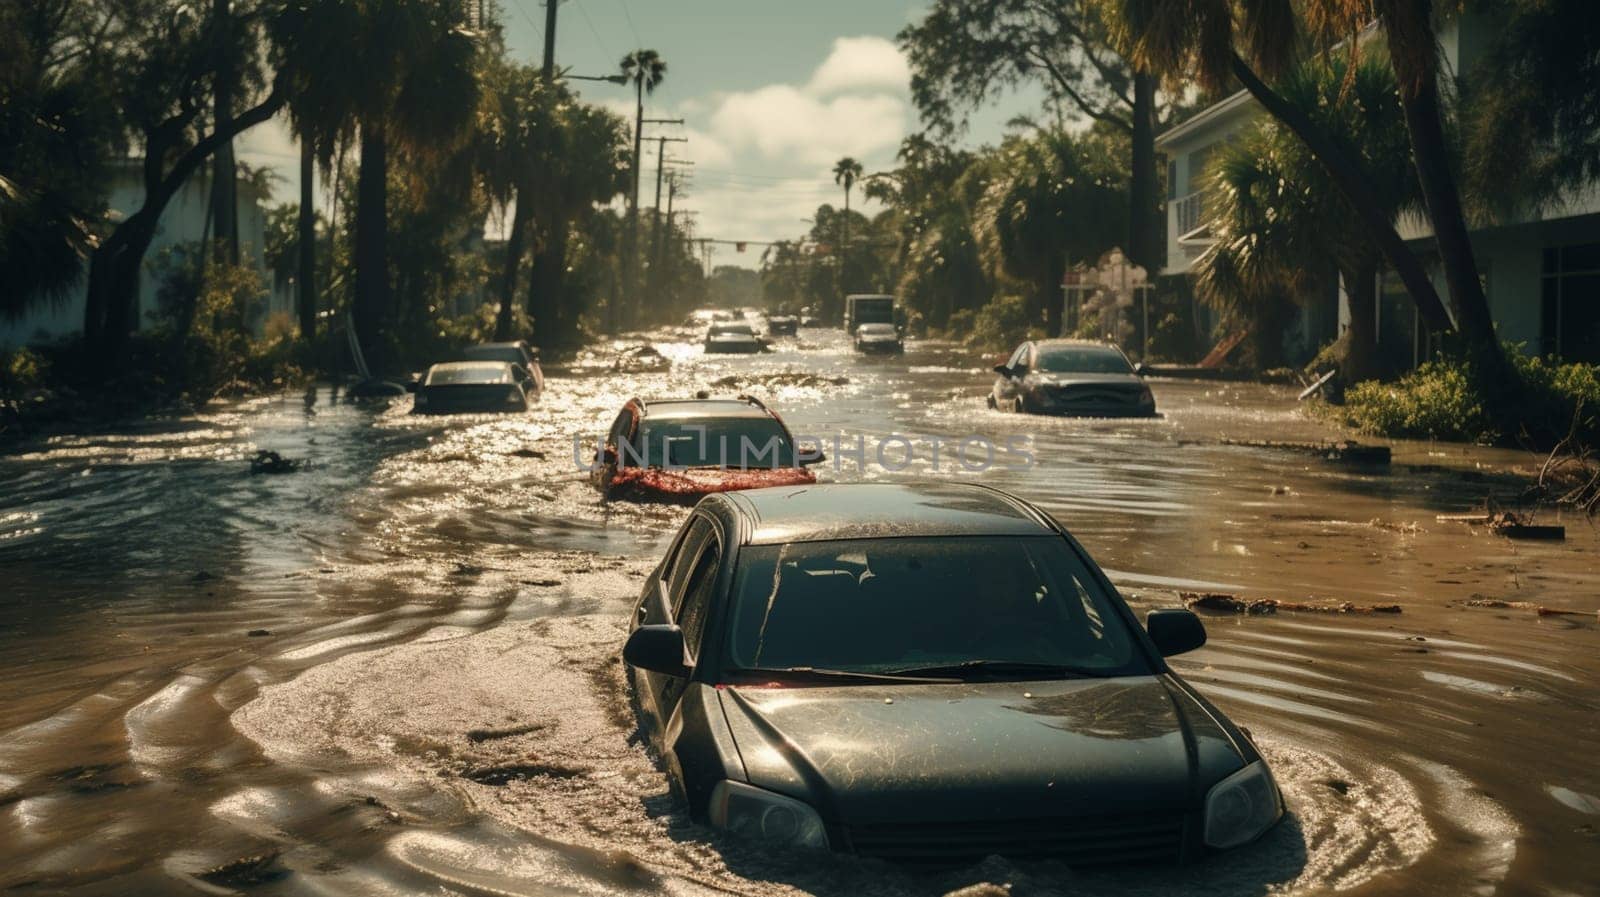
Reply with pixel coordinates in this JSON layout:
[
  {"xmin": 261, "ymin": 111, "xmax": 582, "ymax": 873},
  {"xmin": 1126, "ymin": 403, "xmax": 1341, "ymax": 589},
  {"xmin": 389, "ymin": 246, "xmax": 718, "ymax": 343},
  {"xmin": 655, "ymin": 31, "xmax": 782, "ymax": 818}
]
[{"xmin": 1196, "ymin": 56, "xmax": 1417, "ymax": 381}]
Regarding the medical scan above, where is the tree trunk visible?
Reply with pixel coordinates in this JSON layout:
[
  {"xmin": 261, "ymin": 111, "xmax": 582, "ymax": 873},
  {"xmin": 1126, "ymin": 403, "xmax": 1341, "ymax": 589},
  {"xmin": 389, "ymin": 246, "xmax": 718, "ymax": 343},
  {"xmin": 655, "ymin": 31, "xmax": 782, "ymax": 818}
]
[
  {"xmin": 1042, "ymin": 264, "xmax": 1063, "ymax": 337},
  {"xmin": 1228, "ymin": 53, "xmax": 1454, "ymax": 334},
  {"xmin": 353, "ymin": 126, "xmax": 389, "ymax": 372},
  {"xmin": 495, "ymin": 199, "xmax": 529, "ymax": 341},
  {"xmin": 297, "ymin": 139, "xmax": 318, "ymax": 339},
  {"xmin": 525, "ymin": 223, "xmax": 562, "ymax": 348},
  {"xmin": 1342, "ymin": 260, "xmax": 1379, "ymax": 383},
  {"xmin": 544, "ymin": 219, "xmax": 575, "ymax": 346},
  {"xmin": 91, "ymin": 211, "xmax": 161, "ymax": 359},
  {"xmin": 1127, "ymin": 71, "xmax": 1160, "ymax": 274},
  {"xmin": 210, "ymin": 0, "xmax": 239, "ymax": 266},
  {"xmin": 1386, "ymin": 36, "xmax": 1512, "ymax": 386}
]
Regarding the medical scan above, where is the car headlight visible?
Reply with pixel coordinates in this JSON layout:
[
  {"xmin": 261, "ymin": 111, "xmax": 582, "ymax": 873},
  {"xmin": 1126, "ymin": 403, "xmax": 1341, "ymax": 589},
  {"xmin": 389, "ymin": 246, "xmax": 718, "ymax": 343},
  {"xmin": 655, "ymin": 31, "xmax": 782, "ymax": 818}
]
[
  {"xmin": 1203, "ymin": 760, "xmax": 1282, "ymax": 849},
  {"xmin": 708, "ymin": 780, "xmax": 829, "ymax": 849}
]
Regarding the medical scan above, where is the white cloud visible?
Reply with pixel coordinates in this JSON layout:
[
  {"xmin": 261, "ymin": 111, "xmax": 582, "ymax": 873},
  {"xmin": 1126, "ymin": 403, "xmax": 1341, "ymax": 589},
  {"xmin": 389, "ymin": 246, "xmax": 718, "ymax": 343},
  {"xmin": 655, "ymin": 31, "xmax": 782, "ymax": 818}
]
[
  {"xmin": 709, "ymin": 85, "xmax": 905, "ymax": 169},
  {"xmin": 806, "ymin": 36, "xmax": 911, "ymax": 97}
]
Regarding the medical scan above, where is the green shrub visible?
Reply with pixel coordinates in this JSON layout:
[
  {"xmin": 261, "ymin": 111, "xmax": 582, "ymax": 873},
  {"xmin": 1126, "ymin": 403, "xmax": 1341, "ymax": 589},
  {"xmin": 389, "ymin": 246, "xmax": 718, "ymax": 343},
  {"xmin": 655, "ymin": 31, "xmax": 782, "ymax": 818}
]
[
  {"xmin": 967, "ymin": 295, "xmax": 1043, "ymax": 351},
  {"xmin": 1, "ymin": 347, "xmax": 49, "ymax": 398},
  {"xmin": 1330, "ymin": 347, "xmax": 1600, "ymax": 446}
]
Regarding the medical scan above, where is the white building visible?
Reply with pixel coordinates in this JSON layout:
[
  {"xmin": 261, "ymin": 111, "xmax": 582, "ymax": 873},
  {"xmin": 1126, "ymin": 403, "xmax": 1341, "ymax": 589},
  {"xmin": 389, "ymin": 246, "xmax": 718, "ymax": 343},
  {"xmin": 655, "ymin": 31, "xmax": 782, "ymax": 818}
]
[
  {"xmin": 0, "ymin": 160, "xmax": 287, "ymax": 349},
  {"xmin": 1157, "ymin": 13, "xmax": 1600, "ymax": 369}
]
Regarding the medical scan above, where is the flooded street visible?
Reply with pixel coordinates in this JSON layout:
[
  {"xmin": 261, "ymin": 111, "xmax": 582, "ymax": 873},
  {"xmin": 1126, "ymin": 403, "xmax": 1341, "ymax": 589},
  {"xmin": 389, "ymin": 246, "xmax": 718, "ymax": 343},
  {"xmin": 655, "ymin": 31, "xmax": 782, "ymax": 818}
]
[{"xmin": 2, "ymin": 326, "xmax": 1597, "ymax": 897}]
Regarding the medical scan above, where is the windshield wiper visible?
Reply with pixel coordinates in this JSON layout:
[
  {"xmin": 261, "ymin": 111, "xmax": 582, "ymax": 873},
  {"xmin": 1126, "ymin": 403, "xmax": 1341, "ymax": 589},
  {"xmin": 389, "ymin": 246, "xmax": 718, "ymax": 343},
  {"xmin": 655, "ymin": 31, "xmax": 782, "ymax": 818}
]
[
  {"xmin": 881, "ymin": 660, "xmax": 1105, "ymax": 680},
  {"xmin": 730, "ymin": 666, "xmax": 959, "ymax": 684}
]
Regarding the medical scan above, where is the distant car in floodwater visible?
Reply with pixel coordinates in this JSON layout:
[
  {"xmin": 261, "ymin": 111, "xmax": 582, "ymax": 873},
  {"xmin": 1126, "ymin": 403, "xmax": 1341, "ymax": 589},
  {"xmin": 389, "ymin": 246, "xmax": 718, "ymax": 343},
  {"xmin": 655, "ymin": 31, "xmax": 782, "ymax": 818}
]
[
  {"xmin": 622, "ymin": 482, "xmax": 1282, "ymax": 866},
  {"xmin": 703, "ymin": 322, "xmax": 768, "ymax": 354},
  {"xmin": 766, "ymin": 315, "xmax": 799, "ymax": 337},
  {"xmin": 853, "ymin": 322, "xmax": 904, "ymax": 354},
  {"xmin": 989, "ymin": 339, "xmax": 1154, "ymax": 417},
  {"xmin": 590, "ymin": 396, "xmax": 819, "ymax": 503},
  {"xmin": 412, "ymin": 361, "xmax": 535, "ymax": 414},
  {"xmin": 460, "ymin": 341, "xmax": 545, "ymax": 394}
]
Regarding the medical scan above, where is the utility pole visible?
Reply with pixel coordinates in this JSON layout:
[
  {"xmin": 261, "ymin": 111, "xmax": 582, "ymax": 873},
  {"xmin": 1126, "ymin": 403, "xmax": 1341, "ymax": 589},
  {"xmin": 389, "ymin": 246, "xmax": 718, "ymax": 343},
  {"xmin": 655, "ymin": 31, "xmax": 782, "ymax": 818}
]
[
  {"xmin": 632, "ymin": 119, "xmax": 682, "ymax": 320},
  {"xmin": 636, "ymin": 119, "xmax": 681, "ymax": 314},
  {"xmin": 541, "ymin": 0, "xmax": 558, "ymax": 81}
]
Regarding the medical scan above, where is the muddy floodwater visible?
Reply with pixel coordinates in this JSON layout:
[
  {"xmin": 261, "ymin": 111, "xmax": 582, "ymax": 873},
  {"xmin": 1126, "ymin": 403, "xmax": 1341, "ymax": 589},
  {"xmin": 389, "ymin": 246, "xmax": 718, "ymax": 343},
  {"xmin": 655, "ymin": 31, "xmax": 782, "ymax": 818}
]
[{"xmin": 2, "ymin": 326, "xmax": 1596, "ymax": 897}]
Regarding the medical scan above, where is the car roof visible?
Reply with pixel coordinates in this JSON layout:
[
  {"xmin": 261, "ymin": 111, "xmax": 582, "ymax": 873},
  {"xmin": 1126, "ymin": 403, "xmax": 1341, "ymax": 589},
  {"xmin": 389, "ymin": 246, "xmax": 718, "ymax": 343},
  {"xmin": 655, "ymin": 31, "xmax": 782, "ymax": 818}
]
[
  {"xmin": 717, "ymin": 482, "xmax": 1056, "ymax": 545},
  {"xmin": 640, "ymin": 398, "xmax": 772, "ymax": 421},
  {"xmin": 429, "ymin": 360, "xmax": 511, "ymax": 372},
  {"xmin": 1032, "ymin": 339, "xmax": 1120, "ymax": 350}
]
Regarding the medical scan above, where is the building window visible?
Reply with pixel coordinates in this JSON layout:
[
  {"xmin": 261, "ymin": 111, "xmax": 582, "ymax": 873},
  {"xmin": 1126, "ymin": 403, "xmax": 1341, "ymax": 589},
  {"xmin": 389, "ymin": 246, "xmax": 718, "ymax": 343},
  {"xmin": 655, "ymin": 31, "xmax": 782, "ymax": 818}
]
[{"xmin": 1540, "ymin": 242, "xmax": 1600, "ymax": 362}]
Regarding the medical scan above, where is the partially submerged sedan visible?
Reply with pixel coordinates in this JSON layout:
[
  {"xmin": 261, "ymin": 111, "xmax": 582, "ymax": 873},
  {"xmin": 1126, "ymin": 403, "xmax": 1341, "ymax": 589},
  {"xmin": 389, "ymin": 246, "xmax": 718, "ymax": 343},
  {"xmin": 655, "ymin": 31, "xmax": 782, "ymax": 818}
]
[
  {"xmin": 623, "ymin": 483, "xmax": 1281, "ymax": 866},
  {"xmin": 460, "ymin": 340, "xmax": 545, "ymax": 393},
  {"xmin": 853, "ymin": 322, "xmax": 904, "ymax": 355},
  {"xmin": 704, "ymin": 323, "xmax": 767, "ymax": 354},
  {"xmin": 591, "ymin": 396, "xmax": 819, "ymax": 503},
  {"xmin": 990, "ymin": 339, "xmax": 1155, "ymax": 416},
  {"xmin": 412, "ymin": 361, "xmax": 534, "ymax": 414}
]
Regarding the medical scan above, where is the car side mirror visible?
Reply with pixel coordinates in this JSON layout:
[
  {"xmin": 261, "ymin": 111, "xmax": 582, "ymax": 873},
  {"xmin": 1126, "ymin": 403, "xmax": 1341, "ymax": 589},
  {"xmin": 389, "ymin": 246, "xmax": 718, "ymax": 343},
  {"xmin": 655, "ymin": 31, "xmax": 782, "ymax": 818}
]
[
  {"xmin": 1147, "ymin": 609, "xmax": 1206, "ymax": 657},
  {"xmin": 992, "ymin": 364, "xmax": 1010, "ymax": 376},
  {"xmin": 405, "ymin": 373, "xmax": 421, "ymax": 393},
  {"xmin": 1134, "ymin": 362, "xmax": 1148, "ymax": 377},
  {"xmin": 623, "ymin": 625, "xmax": 691, "ymax": 677},
  {"xmin": 600, "ymin": 445, "xmax": 618, "ymax": 465}
]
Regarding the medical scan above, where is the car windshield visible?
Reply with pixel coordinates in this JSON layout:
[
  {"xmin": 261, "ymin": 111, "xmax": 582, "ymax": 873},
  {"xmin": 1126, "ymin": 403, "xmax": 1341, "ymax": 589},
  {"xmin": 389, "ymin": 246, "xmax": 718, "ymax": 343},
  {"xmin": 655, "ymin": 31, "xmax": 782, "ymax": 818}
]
[
  {"xmin": 631, "ymin": 417, "xmax": 795, "ymax": 468},
  {"xmin": 709, "ymin": 324, "xmax": 755, "ymax": 336},
  {"xmin": 725, "ymin": 537, "xmax": 1148, "ymax": 678},
  {"xmin": 1033, "ymin": 346, "xmax": 1134, "ymax": 374},
  {"xmin": 426, "ymin": 364, "xmax": 510, "ymax": 385},
  {"xmin": 462, "ymin": 346, "xmax": 525, "ymax": 366}
]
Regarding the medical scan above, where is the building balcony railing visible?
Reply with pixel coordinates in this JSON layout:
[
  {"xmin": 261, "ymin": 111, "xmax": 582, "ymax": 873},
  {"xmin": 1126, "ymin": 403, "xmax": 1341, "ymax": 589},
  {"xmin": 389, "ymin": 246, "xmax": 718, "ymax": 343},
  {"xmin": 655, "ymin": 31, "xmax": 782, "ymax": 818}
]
[{"xmin": 1174, "ymin": 190, "xmax": 1205, "ymax": 236}]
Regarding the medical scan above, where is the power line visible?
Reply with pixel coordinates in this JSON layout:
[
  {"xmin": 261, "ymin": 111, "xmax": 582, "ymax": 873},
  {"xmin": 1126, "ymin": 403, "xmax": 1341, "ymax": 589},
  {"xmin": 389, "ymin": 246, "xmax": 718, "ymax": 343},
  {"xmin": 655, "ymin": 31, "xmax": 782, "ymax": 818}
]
[
  {"xmin": 614, "ymin": 0, "xmax": 641, "ymax": 46},
  {"xmin": 508, "ymin": 0, "xmax": 544, "ymax": 45},
  {"xmin": 572, "ymin": 0, "xmax": 611, "ymax": 60}
]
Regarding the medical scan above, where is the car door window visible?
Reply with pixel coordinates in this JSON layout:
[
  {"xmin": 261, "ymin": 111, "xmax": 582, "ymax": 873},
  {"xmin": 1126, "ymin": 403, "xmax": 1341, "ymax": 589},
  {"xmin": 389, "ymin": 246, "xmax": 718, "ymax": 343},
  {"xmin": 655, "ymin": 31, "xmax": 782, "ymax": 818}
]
[
  {"xmin": 668, "ymin": 519, "xmax": 713, "ymax": 602},
  {"xmin": 675, "ymin": 538, "xmax": 721, "ymax": 658},
  {"xmin": 1008, "ymin": 345, "xmax": 1029, "ymax": 373}
]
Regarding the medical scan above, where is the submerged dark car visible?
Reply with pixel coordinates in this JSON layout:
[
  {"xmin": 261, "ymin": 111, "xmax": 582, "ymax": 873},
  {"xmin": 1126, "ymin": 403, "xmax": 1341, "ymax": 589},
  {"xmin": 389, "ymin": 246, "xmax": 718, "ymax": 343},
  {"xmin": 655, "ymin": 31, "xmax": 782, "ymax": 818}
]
[
  {"xmin": 460, "ymin": 341, "xmax": 545, "ymax": 394},
  {"xmin": 990, "ymin": 339, "xmax": 1155, "ymax": 417},
  {"xmin": 623, "ymin": 483, "xmax": 1281, "ymax": 867},
  {"xmin": 704, "ymin": 322, "xmax": 768, "ymax": 354},
  {"xmin": 413, "ymin": 361, "xmax": 534, "ymax": 414},
  {"xmin": 853, "ymin": 322, "xmax": 904, "ymax": 354},
  {"xmin": 767, "ymin": 315, "xmax": 799, "ymax": 337}
]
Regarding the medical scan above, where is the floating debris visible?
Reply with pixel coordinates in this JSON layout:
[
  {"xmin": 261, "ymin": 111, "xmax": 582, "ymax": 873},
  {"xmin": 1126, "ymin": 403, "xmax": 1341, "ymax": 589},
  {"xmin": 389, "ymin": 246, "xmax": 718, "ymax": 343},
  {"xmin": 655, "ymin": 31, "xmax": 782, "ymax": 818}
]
[
  {"xmin": 1181, "ymin": 591, "xmax": 1402, "ymax": 615},
  {"xmin": 197, "ymin": 851, "xmax": 282, "ymax": 887},
  {"xmin": 709, "ymin": 371, "xmax": 849, "ymax": 390},
  {"xmin": 1220, "ymin": 438, "xmax": 1391, "ymax": 464},
  {"xmin": 250, "ymin": 450, "xmax": 301, "ymax": 474},
  {"xmin": 1459, "ymin": 598, "xmax": 1595, "ymax": 618},
  {"xmin": 611, "ymin": 344, "xmax": 670, "ymax": 373},
  {"xmin": 1438, "ymin": 509, "xmax": 1565, "ymax": 541}
]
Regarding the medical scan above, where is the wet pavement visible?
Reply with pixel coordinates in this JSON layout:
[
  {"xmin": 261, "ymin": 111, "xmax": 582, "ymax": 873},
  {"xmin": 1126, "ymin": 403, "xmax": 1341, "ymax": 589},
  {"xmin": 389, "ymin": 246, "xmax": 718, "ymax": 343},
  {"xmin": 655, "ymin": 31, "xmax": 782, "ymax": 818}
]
[{"xmin": 1, "ymin": 324, "xmax": 1597, "ymax": 896}]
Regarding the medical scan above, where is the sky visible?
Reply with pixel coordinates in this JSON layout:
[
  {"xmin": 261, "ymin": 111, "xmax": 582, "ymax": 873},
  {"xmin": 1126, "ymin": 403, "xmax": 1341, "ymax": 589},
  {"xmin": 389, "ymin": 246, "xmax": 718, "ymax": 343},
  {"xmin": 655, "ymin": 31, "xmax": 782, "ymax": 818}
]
[{"xmin": 238, "ymin": 0, "xmax": 1042, "ymax": 270}]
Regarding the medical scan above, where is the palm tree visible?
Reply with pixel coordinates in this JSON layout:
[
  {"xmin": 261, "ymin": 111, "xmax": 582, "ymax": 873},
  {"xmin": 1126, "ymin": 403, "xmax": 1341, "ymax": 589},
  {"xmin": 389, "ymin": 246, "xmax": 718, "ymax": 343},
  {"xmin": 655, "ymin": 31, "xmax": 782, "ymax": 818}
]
[
  {"xmin": 618, "ymin": 49, "xmax": 666, "ymax": 326},
  {"xmin": 833, "ymin": 156, "xmax": 864, "ymax": 259},
  {"xmin": 475, "ymin": 60, "xmax": 549, "ymax": 340},
  {"xmin": 1197, "ymin": 56, "xmax": 1417, "ymax": 381},
  {"xmin": 273, "ymin": 0, "xmax": 480, "ymax": 369},
  {"xmin": 1109, "ymin": 0, "xmax": 1509, "ymax": 385},
  {"xmin": 973, "ymin": 131, "xmax": 1126, "ymax": 336}
]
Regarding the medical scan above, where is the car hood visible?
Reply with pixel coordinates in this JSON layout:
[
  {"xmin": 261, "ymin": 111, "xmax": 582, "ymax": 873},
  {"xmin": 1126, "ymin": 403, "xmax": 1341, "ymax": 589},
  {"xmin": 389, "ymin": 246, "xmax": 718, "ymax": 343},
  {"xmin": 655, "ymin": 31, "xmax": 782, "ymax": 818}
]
[
  {"xmin": 719, "ymin": 675, "xmax": 1245, "ymax": 824},
  {"xmin": 1025, "ymin": 372, "xmax": 1141, "ymax": 387}
]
